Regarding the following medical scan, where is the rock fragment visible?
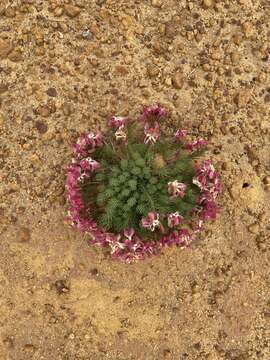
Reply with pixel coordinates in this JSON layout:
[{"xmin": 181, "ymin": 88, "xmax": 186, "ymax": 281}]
[
  {"xmin": 172, "ymin": 72, "xmax": 184, "ymax": 89},
  {"xmin": 64, "ymin": 4, "xmax": 80, "ymax": 18},
  {"xmin": 248, "ymin": 223, "xmax": 260, "ymax": 234},
  {"xmin": 18, "ymin": 227, "xmax": 31, "ymax": 242},
  {"xmin": 35, "ymin": 121, "xmax": 48, "ymax": 134},
  {"xmin": 234, "ymin": 90, "xmax": 250, "ymax": 108},
  {"xmin": 203, "ymin": 0, "xmax": 214, "ymax": 9},
  {"xmin": 54, "ymin": 280, "xmax": 70, "ymax": 294},
  {"xmin": 0, "ymin": 39, "xmax": 13, "ymax": 59},
  {"xmin": 46, "ymin": 88, "xmax": 57, "ymax": 97}
]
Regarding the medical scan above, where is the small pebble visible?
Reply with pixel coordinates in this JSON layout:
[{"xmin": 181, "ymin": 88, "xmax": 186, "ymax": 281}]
[
  {"xmin": 35, "ymin": 121, "xmax": 48, "ymax": 134},
  {"xmin": 211, "ymin": 49, "xmax": 222, "ymax": 60},
  {"xmin": 203, "ymin": 0, "xmax": 214, "ymax": 9},
  {"xmin": 151, "ymin": 0, "xmax": 163, "ymax": 7},
  {"xmin": 248, "ymin": 223, "xmax": 260, "ymax": 234},
  {"xmin": 163, "ymin": 349, "xmax": 172, "ymax": 359},
  {"xmin": 232, "ymin": 33, "xmax": 243, "ymax": 45},
  {"xmin": 90, "ymin": 268, "xmax": 99, "ymax": 276},
  {"xmin": 165, "ymin": 21, "xmax": 178, "ymax": 38},
  {"xmin": 37, "ymin": 105, "xmax": 51, "ymax": 117},
  {"xmin": 8, "ymin": 49, "xmax": 23, "ymax": 62},
  {"xmin": 242, "ymin": 21, "xmax": 253, "ymax": 37},
  {"xmin": 234, "ymin": 90, "xmax": 250, "ymax": 108},
  {"xmin": 18, "ymin": 227, "xmax": 31, "ymax": 242},
  {"xmin": 62, "ymin": 102, "xmax": 72, "ymax": 116},
  {"xmin": 264, "ymin": 94, "xmax": 270, "ymax": 103},
  {"xmin": 231, "ymin": 51, "xmax": 240, "ymax": 64},
  {"xmin": 264, "ymin": 184, "xmax": 270, "ymax": 191},
  {"xmin": 0, "ymin": 83, "xmax": 8, "ymax": 94},
  {"xmin": 46, "ymin": 88, "xmax": 57, "ymax": 97},
  {"xmin": 54, "ymin": 7, "xmax": 63, "ymax": 17},
  {"xmin": 147, "ymin": 64, "xmax": 159, "ymax": 78},
  {"xmin": 23, "ymin": 344, "xmax": 36, "ymax": 353},
  {"xmin": 0, "ymin": 38, "xmax": 13, "ymax": 59},
  {"xmin": 64, "ymin": 4, "xmax": 81, "ymax": 18},
  {"xmin": 96, "ymin": 0, "xmax": 106, "ymax": 5},
  {"xmin": 0, "ymin": 113, "xmax": 6, "ymax": 126},
  {"xmin": 82, "ymin": 29, "xmax": 93, "ymax": 40},
  {"xmin": 172, "ymin": 72, "xmax": 184, "ymax": 89},
  {"xmin": 54, "ymin": 279, "xmax": 70, "ymax": 294}
]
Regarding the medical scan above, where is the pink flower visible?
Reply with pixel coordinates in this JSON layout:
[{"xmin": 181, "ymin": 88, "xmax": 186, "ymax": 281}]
[
  {"xmin": 175, "ymin": 129, "xmax": 187, "ymax": 140},
  {"xmin": 79, "ymin": 157, "xmax": 100, "ymax": 172},
  {"xmin": 110, "ymin": 234, "xmax": 159, "ymax": 262},
  {"xmin": 77, "ymin": 172, "xmax": 90, "ymax": 182},
  {"xmin": 123, "ymin": 228, "xmax": 135, "ymax": 241},
  {"xmin": 192, "ymin": 161, "xmax": 221, "ymax": 221},
  {"xmin": 144, "ymin": 122, "xmax": 161, "ymax": 144},
  {"xmin": 141, "ymin": 212, "xmax": 160, "ymax": 231},
  {"xmin": 87, "ymin": 132, "xmax": 103, "ymax": 147},
  {"xmin": 66, "ymin": 163, "xmax": 81, "ymax": 187},
  {"xmin": 115, "ymin": 125, "xmax": 127, "ymax": 142},
  {"xmin": 193, "ymin": 160, "xmax": 221, "ymax": 199},
  {"xmin": 198, "ymin": 160, "xmax": 216, "ymax": 178},
  {"xmin": 168, "ymin": 212, "xmax": 183, "ymax": 228},
  {"xmin": 108, "ymin": 116, "xmax": 127, "ymax": 129},
  {"xmin": 200, "ymin": 200, "xmax": 219, "ymax": 220},
  {"xmin": 141, "ymin": 104, "xmax": 167, "ymax": 121},
  {"xmin": 178, "ymin": 229, "xmax": 193, "ymax": 246},
  {"xmin": 194, "ymin": 219, "xmax": 204, "ymax": 233},
  {"xmin": 73, "ymin": 132, "xmax": 103, "ymax": 158},
  {"xmin": 168, "ymin": 180, "xmax": 187, "ymax": 198},
  {"xmin": 186, "ymin": 138, "xmax": 207, "ymax": 151},
  {"xmin": 91, "ymin": 230, "xmax": 108, "ymax": 246},
  {"xmin": 161, "ymin": 228, "xmax": 193, "ymax": 247}
]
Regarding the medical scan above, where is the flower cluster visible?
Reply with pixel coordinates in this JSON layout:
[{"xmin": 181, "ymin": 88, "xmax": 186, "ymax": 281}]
[
  {"xmin": 108, "ymin": 116, "xmax": 128, "ymax": 142},
  {"xmin": 186, "ymin": 138, "xmax": 208, "ymax": 152},
  {"xmin": 73, "ymin": 133, "xmax": 103, "ymax": 158},
  {"xmin": 66, "ymin": 105, "xmax": 221, "ymax": 262},
  {"xmin": 168, "ymin": 212, "xmax": 183, "ymax": 228},
  {"xmin": 141, "ymin": 104, "xmax": 167, "ymax": 121},
  {"xmin": 108, "ymin": 116, "xmax": 127, "ymax": 129},
  {"xmin": 144, "ymin": 122, "xmax": 161, "ymax": 145},
  {"xmin": 193, "ymin": 160, "xmax": 222, "ymax": 221},
  {"xmin": 168, "ymin": 181, "xmax": 187, "ymax": 199},
  {"xmin": 141, "ymin": 212, "xmax": 163, "ymax": 232},
  {"xmin": 175, "ymin": 129, "xmax": 188, "ymax": 140}
]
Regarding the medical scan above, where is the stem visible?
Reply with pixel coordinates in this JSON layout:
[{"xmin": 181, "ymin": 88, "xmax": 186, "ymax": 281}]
[
  {"xmin": 144, "ymin": 189, "xmax": 155, "ymax": 211},
  {"xmin": 126, "ymin": 142, "xmax": 134, "ymax": 160}
]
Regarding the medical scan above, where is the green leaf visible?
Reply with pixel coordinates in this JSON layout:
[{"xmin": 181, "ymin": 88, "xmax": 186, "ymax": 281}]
[
  {"xmin": 150, "ymin": 177, "xmax": 158, "ymax": 184},
  {"xmin": 135, "ymin": 158, "xmax": 145, "ymax": 167},
  {"xmin": 127, "ymin": 197, "xmax": 137, "ymax": 207},
  {"xmin": 121, "ymin": 189, "xmax": 130, "ymax": 198},
  {"xmin": 128, "ymin": 179, "xmax": 137, "ymax": 189},
  {"xmin": 131, "ymin": 151, "xmax": 141, "ymax": 160},
  {"xmin": 131, "ymin": 167, "xmax": 141, "ymax": 176},
  {"xmin": 103, "ymin": 189, "xmax": 115, "ymax": 199},
  {"xmin": 109, "ymin": 178, "xmax": 119, "ymax": 187},
  {"xmin": 120, "ymin": 159, "xmax": 128, "ymax": 170},
  {"xmin": 118, "ymin": 175, "xmax": 126, "ymax": 184},
  {"xmin": 94, "ymin": 173, "xmax": 105, "ymax": 181}
]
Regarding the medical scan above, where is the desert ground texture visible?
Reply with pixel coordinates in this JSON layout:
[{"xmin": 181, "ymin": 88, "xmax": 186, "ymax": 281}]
[{"xmin": 0, "ymin": 0, "xmax": 270, "ymax": 359}]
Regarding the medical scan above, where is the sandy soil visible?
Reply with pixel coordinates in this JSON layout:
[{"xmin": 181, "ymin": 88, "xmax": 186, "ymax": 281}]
[{"xmin": 0, "ymin": 0, "xmax": 269, "ymax": 359}]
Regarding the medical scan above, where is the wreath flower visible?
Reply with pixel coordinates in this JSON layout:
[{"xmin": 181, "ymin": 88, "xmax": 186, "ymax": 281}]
[{"xmin": 66, "ymin": 105, "xmax": 221, "ymax": 262}]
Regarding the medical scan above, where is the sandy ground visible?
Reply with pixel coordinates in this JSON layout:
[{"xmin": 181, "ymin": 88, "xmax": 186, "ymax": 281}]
[{"xmin": 0, "ymin": 0, "xmax": 270, "ymax": 359}]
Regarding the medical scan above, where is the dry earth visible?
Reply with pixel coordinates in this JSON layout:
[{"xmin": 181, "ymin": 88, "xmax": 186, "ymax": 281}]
[{"xmin": 0, "ymin": 0, "xmax": 269, "ymax": 359}]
